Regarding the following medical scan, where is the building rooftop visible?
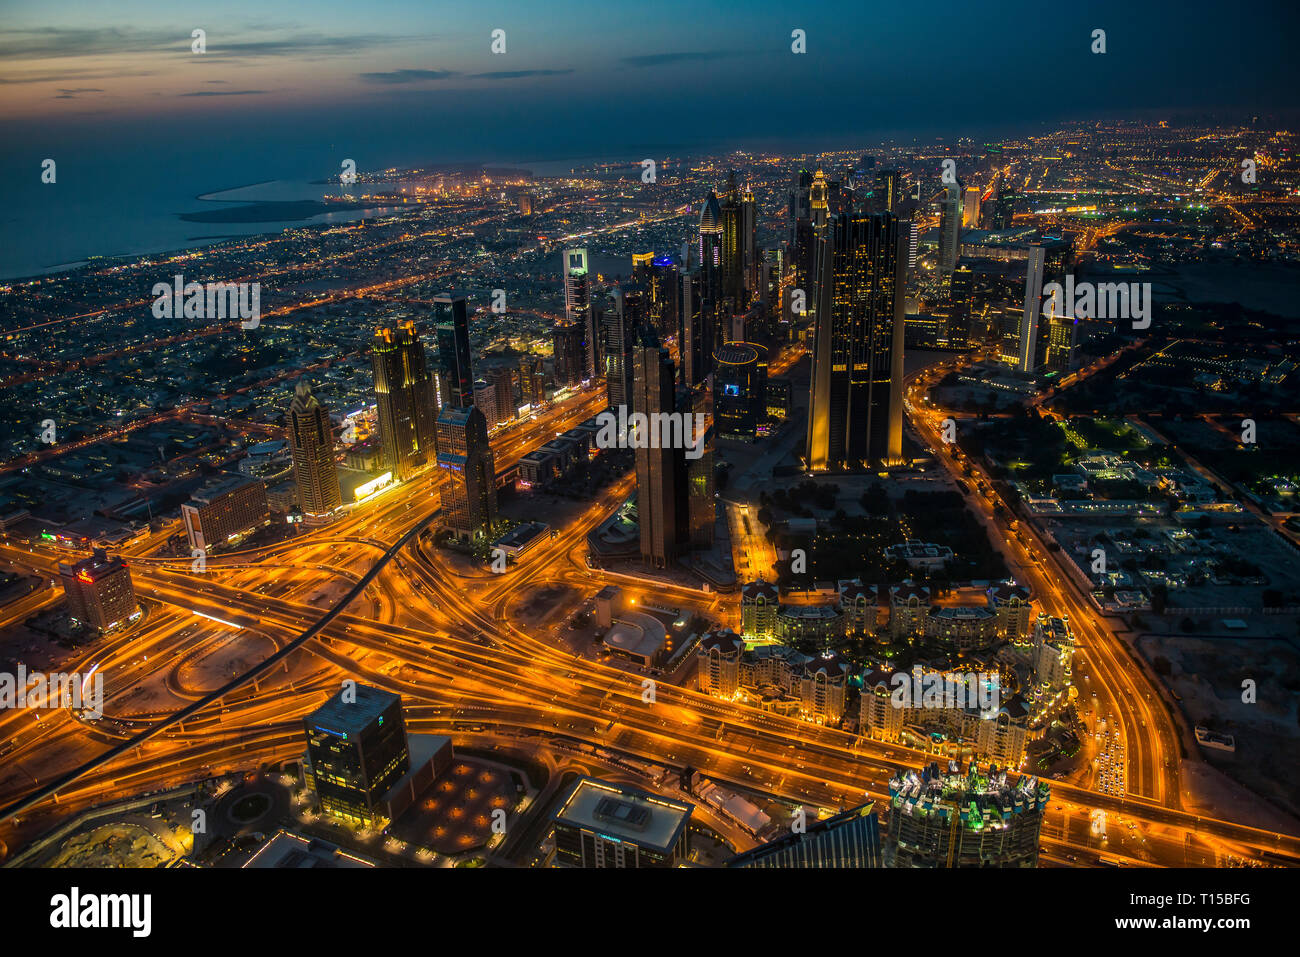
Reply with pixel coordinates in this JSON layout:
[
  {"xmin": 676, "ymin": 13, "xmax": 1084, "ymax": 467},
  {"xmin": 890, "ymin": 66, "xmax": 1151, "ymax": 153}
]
[
  {"xmin": 305, "ymin": 684, "xmax": 400, "ymax": 739},
  {"xmin": 191, "ymin": 473, "xmax": 261, "ymax": 503},
  {"xmin": 554, "ymin": 777, "xmax": 692, "ymax": 855},
  {"xmin": 604, "ymin": 612, "xmax": 667, "ymax": 659},
  {"xmin": 243, "ymin": 830, "xmax": 376, "ymax": 868}
]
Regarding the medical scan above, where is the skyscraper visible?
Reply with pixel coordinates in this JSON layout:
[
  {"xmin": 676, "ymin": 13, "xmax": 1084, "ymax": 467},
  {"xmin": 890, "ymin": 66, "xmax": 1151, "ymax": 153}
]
[
  {"xmin": 287, "ymin": 380, "xmax": 342, "ymax": 520},
  {"xmin": 684, "ymin": 388, "xmax": 715, "ymax": 548},
  {"xmin": 698, "ymin": 192, "xmax": 724, "ymax": 291},
  {"xmin": 372, "ymin": 321, "xmax": 437, "ymax": 480},
  {"xmin": 519, "ymin": 353, "xmax": 546, "ymax": 408},
  {"xmin": 990, "ymin": 188, "xmax": 1020, "ymax": 230},
  {"xmin": 713, "ymin": 342, "xmax": 767, "ymax": 442},
  {"xmin": 697, "ymin": 190, "xmax": 726, "ymax": 365},
  {"xmin": 939, "ymin": 184, "xmax": 963, "ymax": 277},
  {"xmin": 962, "ymin": 186, "xmax": 983, "ymax": 228},
  {"xmin": 602, "ymin": 286, "xmax": 639, "ymax": 413},
  {"xmin": 678, "ymin": 268, "xmax": 709, "ymax": 387},
  {"xmin": 437, "ymin": 404, "xmax": 498, "ymax": 542},
  {"xmin": 872, "ymin": 168, "xmax": 901, "ymax": 214},
  {"xmin": 648, "ymin": 256, "xmax": 679, "ymax": 339},
  {"xmin": 632, "ymin": 326, "xmax": 681, "ymax": 568},
  {"xmin": 1018, "ymin": 245, "xmax": 1047, "ymax": 373},
  {"xmin": 563, "ymin": 247, "xmax": 596, "ymax": 379},
  {"xmin": 552, "ymin": 320, "xmax": 585, "ymax": 389},
  {"xmin": 434, "ymin": 294, "xmax": 473, "ymax": 411},
  {"xmin": 719, "ymin": 170, "xmax": 746, "ymax": 307},
  {"xmin": 806, "ymin": 211, "xmax": 907, "ymax": 470},
  {"xmin": 472, "ymin": 379, "xmax": 497, "ymax": 428},
  {"xmin": 487, "ymin": 365, "xmax": 516, "ymax": 426},
  {"xmin": 741, "ymin": 184, "xmax": 758, "ymax": 299}
]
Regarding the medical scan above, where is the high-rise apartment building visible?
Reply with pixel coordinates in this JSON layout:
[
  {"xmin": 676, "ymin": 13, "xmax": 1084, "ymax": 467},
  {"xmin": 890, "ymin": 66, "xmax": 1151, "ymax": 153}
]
[
  {"xmin": 1018, "ymin": 245, "xmax": 1047, "ymax": 372},
  {"xmin": 683, "ymin": 387, "xmax": 715, "ymax": 548},
  {"xmin": 472, "ymin": 379, "xmax": 497, "ymax": 428},
  {"xmin": 648, "ymin": 256, "xmax": 679, "ymax": 338},
  {"xmin": 719, "ymin": 171, "xmax": 746, "ymax": 307},
  {"xmin": 741, "ymin": 185, "xmax": 758, "ymax": 299},
  {"xmin": 678, "ymin": 267, "xmax": 710, "ymax": 387},
  {"xmin": 487, "ymin": 365, "xmax": 516, "ymax": 426},
  {"xmin": 286, "ymin": 380, "xmax": 341, "ymax": 520},
  {"xmin": 962, "ymin": 186, "xmax": 983, "ymax": 228}
]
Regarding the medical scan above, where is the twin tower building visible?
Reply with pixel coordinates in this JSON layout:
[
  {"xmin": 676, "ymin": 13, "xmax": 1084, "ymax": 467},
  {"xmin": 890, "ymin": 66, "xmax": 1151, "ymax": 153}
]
[
  {"xmin": 289, "ymin": 293, "xmax": 494, "ymax": 541},
  {"xmin": 368, "ymin": 294, "xmax": 496, "ymax": 540}
]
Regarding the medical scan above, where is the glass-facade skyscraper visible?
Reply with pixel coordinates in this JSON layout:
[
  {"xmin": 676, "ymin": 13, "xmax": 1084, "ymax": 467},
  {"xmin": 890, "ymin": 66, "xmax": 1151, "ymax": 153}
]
[
  {"xmin": 434, "ymin": 293, "xmax": 473, "ymax": 411},
  {"xmin": 303, "ymin": 684, "xmax": 409, "ymax": 827},
  {"xmin": 806, "ymin": 209, "xmax": 907, "ymax": 470},
  {"xmin": 437, "ymin": 403, "xmax": 498, "ymax": 542},
  {"xmin": 372, "ymin": 321, "xmax": 437, "ymax": 480}
]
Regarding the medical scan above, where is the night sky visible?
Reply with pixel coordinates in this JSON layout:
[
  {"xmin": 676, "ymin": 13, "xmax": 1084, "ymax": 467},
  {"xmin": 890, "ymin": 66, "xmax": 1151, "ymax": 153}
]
[{"xmin": 3, "ymin": 0, "xmax": 1297, "ymax": 167}]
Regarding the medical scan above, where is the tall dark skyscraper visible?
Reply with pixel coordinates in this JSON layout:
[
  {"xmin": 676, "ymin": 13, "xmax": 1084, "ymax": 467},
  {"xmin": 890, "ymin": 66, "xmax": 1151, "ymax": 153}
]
[
  {"xmin": 434, "ymin": 293, "xmax": 473, "ymax": 410},
  {"xmin": 648, "ymin": 256, "xmax": 679, "ymax": 339},
  {"xmin": 602, "ymin": 286, "xmax": 640, "ymax": 413},
  {"xmin": 789, "ymin": 169, "xmax": 813, "ymax": 246},
  {"xmin": 552, "ymin": 320, "xmax": 585, "ymax": 389},
  {"xmin": 632, "ymin": 326, "xmax": 681, "ymax": 568},
  {"xmin": 678, "ymin": 268, "xmax": 709, "ymax": 387},
  {"xmin": 437, "ymin": 404, "xmax": 498, "ymax": 542},
  {"xmin": 741, "ymin": 184, "xmax": 758, "ymax": 299},
  {"xmin": 698, "ymin": 191, "xmax": 724, "ymax": 290},
  {"xmin": 872, "ymin": 169, "xmax": 901, "ymax": 214},
  {"xmin": 939, "ymin": 184, "xmax": 963, "ymax": 277},
  {"xmin": 683, "ymin": 386, "xmax": 715, "ymax": 549},
  {"xmin": 372, "ymin": 321, "xmax": 437, "ymax": 481},
  {"xmin": 287, "ymin": 379, "xmax": 341, "ymax": 520},
  {"xmin": 563, "ymin": 247, "xmax": 597, "ymax": 379},
  {"xmin": 806, "ymin": 210, "xmax": 907, "ymax": 470},
  {"xmin": 697, "ymin": 190, "xmax": 727, "ymax": 369},
  {"xmin": 719, "ymin": 170, "xmax": 746, "ymax": 309},
  {"xmin": 990, "ymin": 188, "xmax": 1020, "ymax": 230}
]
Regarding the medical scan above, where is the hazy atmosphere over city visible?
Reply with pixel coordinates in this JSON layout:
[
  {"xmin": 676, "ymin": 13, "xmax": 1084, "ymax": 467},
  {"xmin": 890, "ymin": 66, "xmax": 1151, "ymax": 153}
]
[{"xmin": 0, "ymin": 0, "xmax": 1297, "ymax": 941}]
